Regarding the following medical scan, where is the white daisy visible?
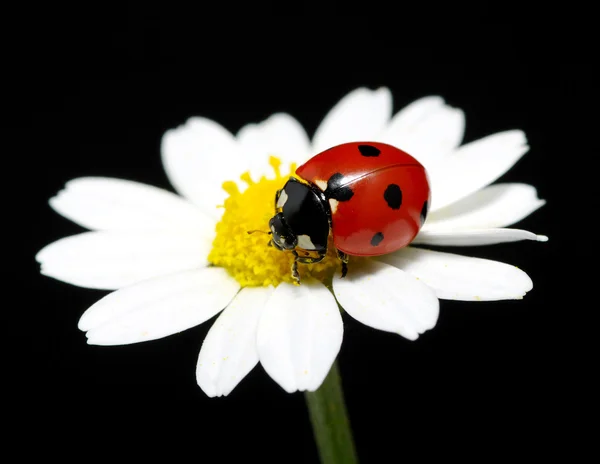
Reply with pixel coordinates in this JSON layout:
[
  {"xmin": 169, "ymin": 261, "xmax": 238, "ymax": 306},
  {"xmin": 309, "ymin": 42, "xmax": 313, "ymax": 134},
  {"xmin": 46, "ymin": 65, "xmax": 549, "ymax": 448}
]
[{"xmin": 36, "ymin": 87, "xmax": 547, "ymax": 397}]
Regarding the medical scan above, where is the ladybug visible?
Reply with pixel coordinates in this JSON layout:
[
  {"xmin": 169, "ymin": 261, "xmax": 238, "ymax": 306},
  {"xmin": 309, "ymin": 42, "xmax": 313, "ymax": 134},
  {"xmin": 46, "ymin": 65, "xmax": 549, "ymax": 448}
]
[{"xmin": 268, "ymin": 142, "xmax": 431, "ymax": 283}]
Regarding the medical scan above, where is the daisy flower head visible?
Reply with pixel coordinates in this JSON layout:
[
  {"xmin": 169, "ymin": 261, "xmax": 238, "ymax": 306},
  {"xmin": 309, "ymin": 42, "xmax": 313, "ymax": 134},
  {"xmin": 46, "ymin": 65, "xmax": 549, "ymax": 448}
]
[{"xmin": 37, "ymin": 87, "xmax": 547, "ymax": 397}]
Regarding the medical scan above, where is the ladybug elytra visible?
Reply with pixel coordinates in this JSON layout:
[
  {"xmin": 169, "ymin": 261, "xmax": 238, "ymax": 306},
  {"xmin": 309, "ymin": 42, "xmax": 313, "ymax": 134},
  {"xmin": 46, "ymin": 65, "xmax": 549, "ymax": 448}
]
[{"xmin": 268, "ymin": 142, "xmax": 431, "ymax": 282}]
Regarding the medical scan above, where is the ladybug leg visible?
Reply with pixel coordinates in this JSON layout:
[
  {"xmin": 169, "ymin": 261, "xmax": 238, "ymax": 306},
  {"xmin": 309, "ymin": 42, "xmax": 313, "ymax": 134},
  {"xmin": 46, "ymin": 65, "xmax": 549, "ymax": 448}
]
[
  {"xmin": 291, "ymin": 251, "xmax": 301, "ymax": 285},
  {"xmin": 337, "ymin": 250, "xmax": 349, "ymax": 278}
]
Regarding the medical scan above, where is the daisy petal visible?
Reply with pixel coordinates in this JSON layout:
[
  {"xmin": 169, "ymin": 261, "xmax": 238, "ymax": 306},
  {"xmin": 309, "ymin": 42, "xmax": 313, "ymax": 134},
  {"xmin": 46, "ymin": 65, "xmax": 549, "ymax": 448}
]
[
  {"xmin": 380, "ymin": 97, "xmax": 465, "ymax": 172},
  {"xmin": 413, "ymin": 228, "xmax": 548, "ymax": 246},
  {"xmin": 197, "ymin": 286, "xmax": 274, "ymax": 397},
  {"xmin": 424, "ymin": 183, "xmax": 546, "ymax": 230},
  {"xmin": 161, "ymin": 117, "xmax": 243, "ymax": 219},
  {"xmin": 36, "ymin": 231, "xmax": 214, "ymax": 290},
  {"xmin": 383, "ymin": 96, "xmax": 445, "ymax": 130},
  {"xmin": 257, "ymin": 280, "xmax": 343, "ymax": 393},
  {"xmin": 237, "ymin": 113, "xmax": 312, "ymax": 178},
  {"xmin": 379, "ymin": 247, "xmax": 533, "ymax": 301},
  {"xmin": 429, "ymin": 130, "xmax": 529, "ymax": 211},
  {"xmin": 312, "ymin": 87, "xmax": 392, "ymax": 154},
  {"xmin": 49, "ymin": 177, "xmax": 214, "ymax": 232},
  {"xmin": 333, "ymin": 260, "xmax": 439, "ymax": 341},
  {"xmin": 80, "ymin": 268, "xmax": 239, "ymax": 345}
]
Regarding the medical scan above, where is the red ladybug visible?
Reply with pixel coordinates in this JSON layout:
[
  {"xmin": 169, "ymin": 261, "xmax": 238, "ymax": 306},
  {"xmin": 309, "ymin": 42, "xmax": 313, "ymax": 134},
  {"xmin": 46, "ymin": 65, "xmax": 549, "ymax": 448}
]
[{"xmin": 268, "ymin": 142, "xmax": 431, "ymax": 282}]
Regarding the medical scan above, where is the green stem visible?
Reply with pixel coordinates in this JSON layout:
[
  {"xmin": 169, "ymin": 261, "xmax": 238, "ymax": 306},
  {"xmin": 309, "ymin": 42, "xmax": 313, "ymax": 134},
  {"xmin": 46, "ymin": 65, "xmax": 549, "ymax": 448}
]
[{"xmin": 304, "ymin": 360, "xmax": 358, "ymax": 464}]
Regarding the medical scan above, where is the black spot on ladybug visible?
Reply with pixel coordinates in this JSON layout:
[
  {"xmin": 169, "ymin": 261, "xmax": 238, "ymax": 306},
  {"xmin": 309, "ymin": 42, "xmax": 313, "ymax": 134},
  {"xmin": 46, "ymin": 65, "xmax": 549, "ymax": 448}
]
[
  {"xmin": 371, "ymin": 232, "xmax": 384, "ymax": 246},
  {"xmin": 358, "ymin": 144, "xmax": 381, "ymax": 157},
  {"xmin": 420, "ymin": 200, "xmax": 429, "ymax": 225},
  {"xmin": 324, "ymin": 173, "xmax": 354, "ymax": 202},
  {"xmin": 384, "ymin": 184, "xmax": 402, "ymax": 210}
]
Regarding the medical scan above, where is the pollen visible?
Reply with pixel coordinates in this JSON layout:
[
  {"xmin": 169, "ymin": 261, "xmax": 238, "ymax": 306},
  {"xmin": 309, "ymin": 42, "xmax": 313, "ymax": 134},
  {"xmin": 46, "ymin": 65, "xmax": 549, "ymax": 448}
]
[{"xmin": 208, "ymin": 156, "xmax": 341, "ymax": 287}]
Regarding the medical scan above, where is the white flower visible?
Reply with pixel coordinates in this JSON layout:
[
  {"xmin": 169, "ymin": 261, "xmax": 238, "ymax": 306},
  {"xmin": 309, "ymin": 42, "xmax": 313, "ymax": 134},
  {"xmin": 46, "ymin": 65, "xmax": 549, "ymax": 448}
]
[{"xmin": 37, "ymin": 87, "xmax": 547, "ymax": 397}]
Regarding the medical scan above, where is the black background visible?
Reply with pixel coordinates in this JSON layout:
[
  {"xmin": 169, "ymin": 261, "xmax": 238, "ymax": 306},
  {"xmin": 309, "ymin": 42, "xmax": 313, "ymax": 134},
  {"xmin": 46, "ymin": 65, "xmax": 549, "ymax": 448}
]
[{"xmin": 10, "ymin": 10, "xmax": 585, "ymax": 462}]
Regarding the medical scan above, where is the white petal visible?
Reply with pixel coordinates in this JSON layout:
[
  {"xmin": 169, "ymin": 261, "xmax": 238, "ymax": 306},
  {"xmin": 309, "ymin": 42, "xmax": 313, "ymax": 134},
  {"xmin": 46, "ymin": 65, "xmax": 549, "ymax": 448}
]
[
  {"xmin": 429, "ymin": 130, "xmax": 529, "ymax": 211},
  {"xmin": 424, "ymin": 183, "xmax": 546, "ymax": 230},
  {"xmin": 383, "ymin": 96, "xmax": 446, "ymax": 130},
  {"xmin": 36, "ymin": 231, "xmax": 214, "ymax": 290},
  {"xmin": 49, "ymin": 177, "xmax": 214, "ymax": 232},
  {"xmin": 80, "ymin": 268, "xmax": 239, "ymax": 345},
  {"xmin": 380, "ymin": 97, "xmax": 465, "ymax": 172},
  {"xmin": 333, "ymin": 260, "xmax": 439, "ymax": 341},
  {"xmin": 197, "ymin": 286, "xmax": 274, "ymax": 397},
  {"xmin": 257, "ymin": 280, "xmax": 343, "ymax": 393},
  {"xmin": 379, "ymin": 247, "xmax": 533, "ymax": 301},
  {"xmin": 237, "ymin": 113, "xmax": 312, "ymax": 178},
  {"xmin": 312, "ymin": 87, "xmax": 392, "ymax": 154},
  {"xmin": 413, "ymin": 228, "xmax": 548, "ymax": 246},
  {"xmin": 161, "ymin": 117, "xmax": 244, "ymax": 219}
]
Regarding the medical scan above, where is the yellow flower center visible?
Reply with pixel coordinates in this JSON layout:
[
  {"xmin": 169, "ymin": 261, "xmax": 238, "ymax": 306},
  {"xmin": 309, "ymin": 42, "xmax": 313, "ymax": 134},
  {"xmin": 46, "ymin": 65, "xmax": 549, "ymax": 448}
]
[{"xmin": 208, "ymin": 156, "xmax": 340, "ymax": 287}]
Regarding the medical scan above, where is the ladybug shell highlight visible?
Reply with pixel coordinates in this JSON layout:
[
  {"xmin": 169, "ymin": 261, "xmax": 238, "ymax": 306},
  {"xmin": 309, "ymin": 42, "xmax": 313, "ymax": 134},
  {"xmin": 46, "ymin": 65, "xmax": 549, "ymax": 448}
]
[{"xmin": 296, "ymin": 142, "xmax": 431, "ymax": 256}]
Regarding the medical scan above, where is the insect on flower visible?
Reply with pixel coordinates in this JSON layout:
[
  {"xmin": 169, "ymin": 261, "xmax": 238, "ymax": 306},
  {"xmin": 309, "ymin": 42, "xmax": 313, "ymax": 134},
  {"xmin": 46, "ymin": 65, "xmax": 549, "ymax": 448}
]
[
  {"xmin": 36, "ymin": 87, "xmax": 548, "ymax": 396},
  {"xmin": 268, "ymin": 142, "xmax": 430, "ymax": 283}
]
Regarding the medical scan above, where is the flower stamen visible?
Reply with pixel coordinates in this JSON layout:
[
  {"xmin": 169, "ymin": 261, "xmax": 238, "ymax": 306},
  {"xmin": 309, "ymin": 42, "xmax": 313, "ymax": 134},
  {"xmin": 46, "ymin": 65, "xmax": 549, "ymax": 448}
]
[{"xmin": 208, "ymin": 156, "xmax": 340, "ymax": 287}]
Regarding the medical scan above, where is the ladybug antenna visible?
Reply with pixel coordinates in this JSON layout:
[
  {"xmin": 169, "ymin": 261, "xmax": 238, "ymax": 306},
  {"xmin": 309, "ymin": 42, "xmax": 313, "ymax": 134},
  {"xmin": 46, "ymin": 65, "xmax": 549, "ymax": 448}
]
[{"xmin": 247, "ymin": 230, "xmax": 272, "ymax": 235}]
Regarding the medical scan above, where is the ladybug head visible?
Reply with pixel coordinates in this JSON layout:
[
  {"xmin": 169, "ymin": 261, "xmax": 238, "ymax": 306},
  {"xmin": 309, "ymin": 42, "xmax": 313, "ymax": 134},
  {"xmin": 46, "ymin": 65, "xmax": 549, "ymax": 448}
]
[{"xmin": 269, "ymin": 213, "xmax": 298, "ymax": 251}]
